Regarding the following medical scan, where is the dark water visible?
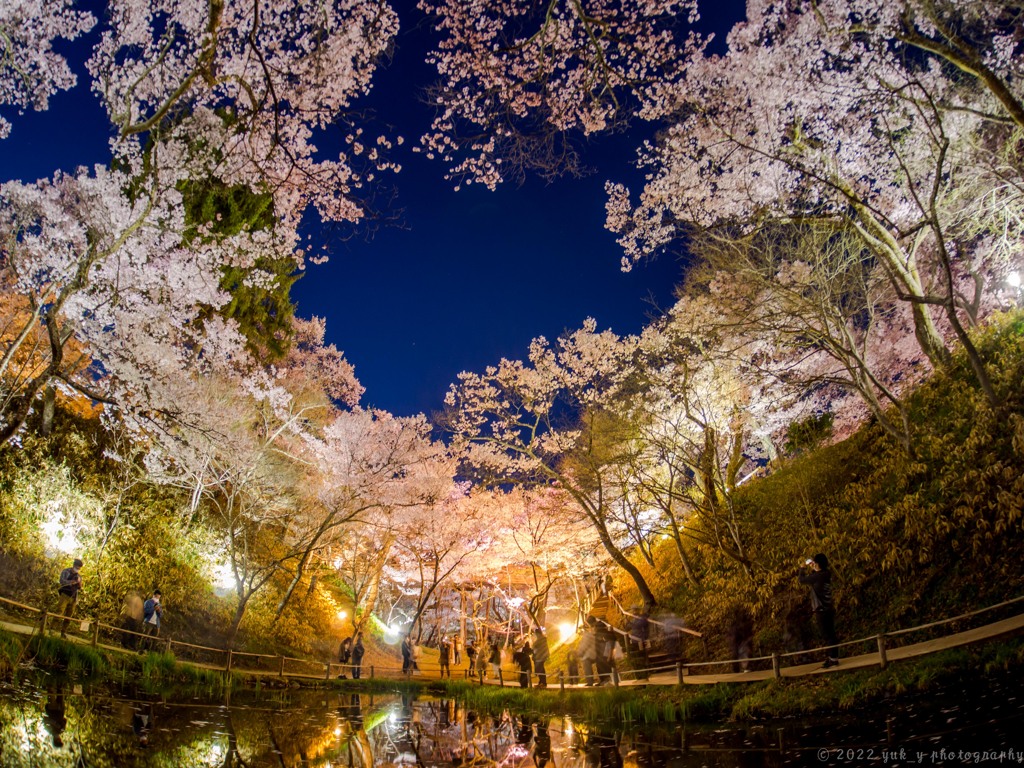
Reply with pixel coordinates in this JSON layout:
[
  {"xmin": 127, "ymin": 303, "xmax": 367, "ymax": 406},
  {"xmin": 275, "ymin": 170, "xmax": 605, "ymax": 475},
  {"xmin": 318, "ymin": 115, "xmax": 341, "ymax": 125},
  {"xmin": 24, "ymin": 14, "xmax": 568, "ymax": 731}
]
[{"xmin": 0, "ymin": 674, "xmax": 1022, "ymax": 767}]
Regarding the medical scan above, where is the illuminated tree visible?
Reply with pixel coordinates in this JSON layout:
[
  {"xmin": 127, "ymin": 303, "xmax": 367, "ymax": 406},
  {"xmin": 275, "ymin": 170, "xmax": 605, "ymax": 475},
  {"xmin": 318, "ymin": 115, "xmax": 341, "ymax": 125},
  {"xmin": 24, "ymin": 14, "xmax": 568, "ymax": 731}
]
[
  {"xmin": 0, "ymin": 0, "xmax": 94, "ymax": 139},
  {"xmin": 444, "ymin": 318, "xmax": 661, "ymax": 610},
  {"xmin": 418, "ymin": 0, "xmax": 699, "ymax": 187}
]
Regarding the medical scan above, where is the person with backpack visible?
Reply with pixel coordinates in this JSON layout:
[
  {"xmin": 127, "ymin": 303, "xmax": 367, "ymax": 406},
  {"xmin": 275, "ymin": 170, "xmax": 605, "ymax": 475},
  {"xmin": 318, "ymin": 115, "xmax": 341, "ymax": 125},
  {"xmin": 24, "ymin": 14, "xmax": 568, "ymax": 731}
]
[
  {"xmin": 56, "ymin": 558, "xmax": 84, "ymax": 639},
  {"xmin": 141, "ymin": 590, "xmax": 163, "ymax": 652}
]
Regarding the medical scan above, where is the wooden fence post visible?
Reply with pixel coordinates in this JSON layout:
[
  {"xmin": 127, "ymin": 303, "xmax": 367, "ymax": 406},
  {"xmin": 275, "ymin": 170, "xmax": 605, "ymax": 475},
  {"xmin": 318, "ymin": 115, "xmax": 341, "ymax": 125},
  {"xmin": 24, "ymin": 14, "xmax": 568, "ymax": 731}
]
[
  {"xmin": 370, "ymin": 665, "xmax": 374, "ymax": 679},
  {"xmin": 165, "ymin": 637, "xmax": 172, "ymax": 655},
  {"xmin": 226, "ymin": 649, "xmax": 233, "ymax": 673},
  {"xmin": 498, "ymin": 668, "xmax": 504, "ymax": 687},
  {"xmin": 91, "ymin": 622, "xmax": 100, "ymax": 648},
  {"xmin": 279, "ymin": 656, "xmax": 285, "ymax": 677},
  {"xmin": 40, "ymin": 610, "xmax": 48, "ymax": 635},
  {"xmin": 771, "ymin": 653, "xmax": 781, "ymax": 679},
  {"xmin": 559, "ymin": 670, "xmax": 564, "ymax": 692},
  {"xmin": 676, "ymin": 661, "xmax": 683, "ymax": 685},
  {"xmin": 325, "ymin": 662, "xmax": 332, "ymax": 680},
  {"xmin": 876, "ymin": 634, "xmax": 888, "ymax": 670}
]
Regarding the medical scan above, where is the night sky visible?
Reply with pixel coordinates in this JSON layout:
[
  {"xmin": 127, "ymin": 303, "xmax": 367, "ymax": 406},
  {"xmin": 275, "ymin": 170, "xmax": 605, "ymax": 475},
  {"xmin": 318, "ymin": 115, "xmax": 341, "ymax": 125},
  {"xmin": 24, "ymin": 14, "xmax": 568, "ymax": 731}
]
[{"xmin": 1, "ymin": 0, "xmax": 746, "ymax": 419}]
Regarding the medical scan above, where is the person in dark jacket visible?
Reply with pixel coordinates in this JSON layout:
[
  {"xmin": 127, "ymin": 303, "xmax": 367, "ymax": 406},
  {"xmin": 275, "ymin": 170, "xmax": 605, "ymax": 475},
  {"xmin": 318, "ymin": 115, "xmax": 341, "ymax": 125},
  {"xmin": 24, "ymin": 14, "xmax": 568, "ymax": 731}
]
[
  {"xmin": 56, "ymin": 558, "xmax": 84, "ymax": 639},
  {"xmin": 351, "ymin": 632, "xmax": 365, "ymax": 679},
  {"xmin": 514, "ymin": 641, "xmax": 533, "ymax": 688},
  {"xmin": 338, "ymin": 636, "xmax": 353, "ymax": 678},
  {"xmin": 401, "ymin": 635, "xmax": 413, "ymax": 675},
  {"xmin": 799, "ymin": 553, "xmax": 839, "ymax": 668},
  {"xmin": 439, "ymin": 636, "xmax": 452, "ymax": 678}
]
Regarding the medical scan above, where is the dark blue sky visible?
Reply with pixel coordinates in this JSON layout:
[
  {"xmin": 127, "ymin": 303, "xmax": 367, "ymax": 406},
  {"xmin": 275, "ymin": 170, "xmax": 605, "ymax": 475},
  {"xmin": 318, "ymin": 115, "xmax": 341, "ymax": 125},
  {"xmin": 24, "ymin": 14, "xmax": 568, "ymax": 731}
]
[{"xmin": 1, "ymin": 1, "xmax": 745, "ymax": 419}]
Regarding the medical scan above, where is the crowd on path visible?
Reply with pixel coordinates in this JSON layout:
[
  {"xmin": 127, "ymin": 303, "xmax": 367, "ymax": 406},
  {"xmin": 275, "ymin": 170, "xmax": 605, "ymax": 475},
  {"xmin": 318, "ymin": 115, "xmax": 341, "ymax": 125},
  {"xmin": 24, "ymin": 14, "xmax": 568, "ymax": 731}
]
[{"xmin": 45, "ymin": 551, "xmax": 840, "ymax": 682}]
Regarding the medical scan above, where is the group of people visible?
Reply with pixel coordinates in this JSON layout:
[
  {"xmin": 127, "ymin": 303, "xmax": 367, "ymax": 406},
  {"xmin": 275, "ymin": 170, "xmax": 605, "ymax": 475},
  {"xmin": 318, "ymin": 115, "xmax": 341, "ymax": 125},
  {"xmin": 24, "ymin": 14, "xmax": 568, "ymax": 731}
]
[
  {"xmin": 337, "ymin": 632, "xmax": 366, "ymax": 678},
  {"xmin": 572, "ymin": 617, "xmax": 626, "ymax": 686},
  {"xmin": 563, "ymin": 553, "xmax": 839, "ymax": 681},
  {"xmin": 56, "ymin": 558, "xmax": 164, "ymax": 651}
]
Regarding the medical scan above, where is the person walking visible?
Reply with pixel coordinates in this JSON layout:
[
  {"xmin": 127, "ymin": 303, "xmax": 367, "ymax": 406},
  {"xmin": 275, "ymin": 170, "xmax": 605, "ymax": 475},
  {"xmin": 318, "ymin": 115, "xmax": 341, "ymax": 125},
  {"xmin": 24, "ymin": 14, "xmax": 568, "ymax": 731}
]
[
  {"xmin": 338, "ymin": 636, "xmax": 353, "ymax": 678},
  {"xmin": 594, "ymin": 621, "xmax": 614, "ymax": 685},
  {"xmin": 531, "ymin": 627, "xmax": 550, "ymax": 688},
  {"xmin": 56, "ymin": 558, "xmax": 84, "ymax": 639},
  {"xmin": 141, "ymin": 590, "xmax": 163, "ymax": 652},
  {"xmin": 351, "ymin": 632, "xmax": 365, "ymax": 679},
  {"xmin": 576, "ymin": 618, "xmax": 599, "ymax": 686},
  {"xmin": 799, "ymin": 553, "xmax": 839, "ymax": 668}
]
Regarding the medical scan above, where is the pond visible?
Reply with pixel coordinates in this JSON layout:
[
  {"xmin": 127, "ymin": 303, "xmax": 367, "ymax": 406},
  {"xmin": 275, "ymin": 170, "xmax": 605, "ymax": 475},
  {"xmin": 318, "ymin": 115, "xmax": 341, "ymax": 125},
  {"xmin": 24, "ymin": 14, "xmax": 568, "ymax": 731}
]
[{"xmin": 0, "ymin": 674, "xmax": 1021, "ymax": 767}]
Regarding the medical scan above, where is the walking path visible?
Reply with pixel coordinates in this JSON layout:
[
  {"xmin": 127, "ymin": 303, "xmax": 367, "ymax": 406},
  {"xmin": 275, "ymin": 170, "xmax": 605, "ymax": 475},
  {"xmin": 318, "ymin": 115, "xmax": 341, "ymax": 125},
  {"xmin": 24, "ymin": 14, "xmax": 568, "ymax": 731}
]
[{"xmin": 2, "ymin": 593, "xmax": 1022, "ymax": 687}]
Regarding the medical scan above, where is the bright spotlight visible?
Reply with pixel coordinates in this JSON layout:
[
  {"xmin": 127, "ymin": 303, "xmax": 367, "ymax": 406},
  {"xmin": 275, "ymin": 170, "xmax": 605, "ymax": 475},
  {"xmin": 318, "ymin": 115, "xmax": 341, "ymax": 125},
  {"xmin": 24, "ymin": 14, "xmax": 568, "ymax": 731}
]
[
  {"xmin": 559, "ymin": 622, "xmax": 577, "ymax": 640},
  {"xmin": 337, "ymin": 610, "xmax": 348, "ymax": 621}
]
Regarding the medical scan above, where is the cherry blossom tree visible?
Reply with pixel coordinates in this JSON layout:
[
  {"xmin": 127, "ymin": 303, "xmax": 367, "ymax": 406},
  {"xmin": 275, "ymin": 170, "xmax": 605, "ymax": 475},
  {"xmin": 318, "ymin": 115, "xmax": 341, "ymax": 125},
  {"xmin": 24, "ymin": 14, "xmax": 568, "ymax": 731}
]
[
  {"xmin": 606, "ymin": 0, "xmax": 1024, "ymax": 407},
  {"xmin": 443, "ymin": 318, "xmax": 663, "ymax": 610},
  {"xmin": 687, "ymin": 223, "xmax": 930, "ymax": 451},
  {"xmin": 302, "ymin": 408, "xmax": 456, "ymax": 624},
  {"xmin": 0, "ymin": 167, "xmax": 266, "ymax": 447},
  {"xmin": 0, "ymin": 0, "xmax": 94, "ymax": 139},
  {"xmin": 87, "ymin": 0, "xmax": 401, "ymax": 225},
  {"xmin": 417, "ymin": 0, "xmax": 700, "ymax": 188}
]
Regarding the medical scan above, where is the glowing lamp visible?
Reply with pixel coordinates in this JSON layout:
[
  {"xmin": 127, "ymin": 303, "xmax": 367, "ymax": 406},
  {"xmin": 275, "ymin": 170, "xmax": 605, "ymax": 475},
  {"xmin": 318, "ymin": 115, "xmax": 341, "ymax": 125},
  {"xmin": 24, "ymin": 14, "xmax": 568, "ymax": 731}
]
[{"xmin": 559, "ymin": 622, "xmax": 577, "ymax": 640}]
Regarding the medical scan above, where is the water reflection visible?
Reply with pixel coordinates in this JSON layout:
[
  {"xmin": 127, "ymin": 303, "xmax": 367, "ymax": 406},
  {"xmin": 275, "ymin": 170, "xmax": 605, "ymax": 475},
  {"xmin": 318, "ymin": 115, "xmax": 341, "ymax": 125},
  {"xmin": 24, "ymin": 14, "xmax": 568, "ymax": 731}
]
[{"xmin": 0, "ymin": 675, "xmax": 1022, "ymax": 767}]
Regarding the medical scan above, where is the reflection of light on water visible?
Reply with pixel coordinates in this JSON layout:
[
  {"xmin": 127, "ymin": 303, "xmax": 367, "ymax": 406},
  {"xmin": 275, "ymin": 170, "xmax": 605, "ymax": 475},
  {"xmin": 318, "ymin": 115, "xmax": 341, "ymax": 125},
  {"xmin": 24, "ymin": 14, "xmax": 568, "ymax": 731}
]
[{"xmin": 497, "ymin": 744, "xmax": 530, "ymax": 767}]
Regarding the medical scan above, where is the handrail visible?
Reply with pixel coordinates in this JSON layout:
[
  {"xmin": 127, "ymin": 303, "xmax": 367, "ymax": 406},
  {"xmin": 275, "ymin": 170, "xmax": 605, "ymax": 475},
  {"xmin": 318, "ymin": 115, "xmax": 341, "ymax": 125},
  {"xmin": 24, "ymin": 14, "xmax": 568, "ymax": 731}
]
[
  {"xmin": 0, "ymin": 595, "xmax": 42, "ymax": 614},
  {"xmin": 2, "ymin": 588, "xmax": 1022, "ymax": 685}
]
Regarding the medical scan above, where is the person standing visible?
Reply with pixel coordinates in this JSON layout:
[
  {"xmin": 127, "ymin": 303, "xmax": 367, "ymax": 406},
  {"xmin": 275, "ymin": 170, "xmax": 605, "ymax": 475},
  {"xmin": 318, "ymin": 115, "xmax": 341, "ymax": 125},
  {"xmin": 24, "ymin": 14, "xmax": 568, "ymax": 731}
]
[
  {"xmin": 401, "ymin": 635, "xmax": 413, "ymax": 675},
  {"xmin": 465, "ymin": 641, "xmax": 477, "ymax": 677},
  {"xmin": 531, "ymin": 627, "xmax": 550, "ymax": 688},
  {"xmin": 514, "ymin": 641, "xmax": 532, "ymax": 688},
  {"xmin": 439, "ymin": 637, "xmax": 452, "ymax": 678},
  {"xmin": 56, "ymin": 558, "xmax": 83, "ymax": 639},
  {"xmin": 565, "ymin": 650, "xmax": 580, "ymax": 685},
  {"xmin": 799, "ymin": 553, "xmax": 839, "ymax": 668},
  {"xmin": 338, "ymin": 636, "xmax": 353, "ymax": 678},
  {"xmin": 488, "ymin": 639, "xmax": 501, "ymax": 680},
  {"xmin": 351, "ymin": 632, "xmax": 365, "ymax": 679},
  {"xmin": 141, "ymin": 590, "xmax": 163, "ymax": 652}
]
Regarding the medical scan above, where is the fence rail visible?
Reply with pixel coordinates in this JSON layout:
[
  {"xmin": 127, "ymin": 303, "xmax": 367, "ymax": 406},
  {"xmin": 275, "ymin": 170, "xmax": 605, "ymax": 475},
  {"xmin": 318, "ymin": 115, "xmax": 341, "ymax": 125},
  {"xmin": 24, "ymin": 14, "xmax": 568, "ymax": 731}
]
[{"xmin": 0, "ymin": 591, "xmax": 1021, "ymax": 687}]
